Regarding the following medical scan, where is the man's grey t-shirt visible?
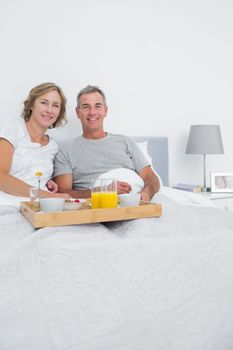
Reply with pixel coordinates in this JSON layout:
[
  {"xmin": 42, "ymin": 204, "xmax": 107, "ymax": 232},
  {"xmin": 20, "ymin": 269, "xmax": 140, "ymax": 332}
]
[{"xmin": 53, "ymin": 133, "xmax": 149, "ymax": 189}]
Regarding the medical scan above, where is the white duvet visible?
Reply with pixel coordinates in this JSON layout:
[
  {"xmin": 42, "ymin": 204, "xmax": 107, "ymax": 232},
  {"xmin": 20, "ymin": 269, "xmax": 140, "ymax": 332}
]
[{"xmin": 1, "ymin": 193, "xmax": 233, "ymax": 350}]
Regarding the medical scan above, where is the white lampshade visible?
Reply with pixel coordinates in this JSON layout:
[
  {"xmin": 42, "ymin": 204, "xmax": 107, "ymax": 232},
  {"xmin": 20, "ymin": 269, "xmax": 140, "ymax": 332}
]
[{"xmin": 186, "ymin": 125, "xmax": 224, "ymax": 155}]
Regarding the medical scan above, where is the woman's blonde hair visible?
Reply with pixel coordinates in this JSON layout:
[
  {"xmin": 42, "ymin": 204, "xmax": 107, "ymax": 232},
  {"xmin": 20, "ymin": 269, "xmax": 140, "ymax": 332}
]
[{"xmin": 21, "ymin": 82, "xmax": 67, "ymax": 128}]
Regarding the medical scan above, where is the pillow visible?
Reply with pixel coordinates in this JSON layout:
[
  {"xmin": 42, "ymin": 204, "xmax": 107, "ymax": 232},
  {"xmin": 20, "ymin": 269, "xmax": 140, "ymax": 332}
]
[
  {"xmin": 96, "ymin": 168, "xmax": 144, "ymax": 194},
  {"xmin": 136, "ymin": 141, "xmax": 153, "ymax": 167},
  {"xmin": 136, "ymin": 141, "xmax": 163, "ymax": 188},
  {"xmin": 95, "ymin": 141, "xmax": 163, "ymax": 194}
]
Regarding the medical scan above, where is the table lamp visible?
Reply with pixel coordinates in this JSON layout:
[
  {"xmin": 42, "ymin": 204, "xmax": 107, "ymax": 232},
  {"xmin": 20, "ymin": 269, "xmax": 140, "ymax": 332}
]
[{"xmin": 186, "ymin": 125, "xmax": 224, "ymax": 192}]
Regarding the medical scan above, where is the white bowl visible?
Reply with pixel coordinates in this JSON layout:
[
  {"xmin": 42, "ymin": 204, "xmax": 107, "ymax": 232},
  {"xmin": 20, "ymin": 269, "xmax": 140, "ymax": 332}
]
[
  {"xmin": 118, "ymin": 193, "xmax": 141, "ymax": 207},
  {"xmin": 40, "ymin": 198, "xmax": 65, "ymax": 213},
  {"xmin": 64, "ymin": 199, "xmax": 84, "ymax": 211}
]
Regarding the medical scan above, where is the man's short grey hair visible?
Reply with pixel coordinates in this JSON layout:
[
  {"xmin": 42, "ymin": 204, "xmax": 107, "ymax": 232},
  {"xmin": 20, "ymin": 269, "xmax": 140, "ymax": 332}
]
[{"xmin": 76, "ymin": 85, "xmax": 106, "ymax": 107}]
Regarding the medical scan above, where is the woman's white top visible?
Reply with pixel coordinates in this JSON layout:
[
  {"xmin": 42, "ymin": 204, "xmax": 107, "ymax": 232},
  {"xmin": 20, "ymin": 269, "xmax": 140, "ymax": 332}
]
[{"xmin": 0, "ymin": 120, "xmax": 58, "ymax": 189}]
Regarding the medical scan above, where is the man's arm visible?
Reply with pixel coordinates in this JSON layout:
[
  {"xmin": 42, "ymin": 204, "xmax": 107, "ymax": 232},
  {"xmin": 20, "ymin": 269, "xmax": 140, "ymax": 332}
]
[
  {"xmin": 53, "ymin": 174, "xmax": 91, "ymax": 198},
  {"xmin": 138, "ymin": 166, "xmax": 160, "ymax": 202}
]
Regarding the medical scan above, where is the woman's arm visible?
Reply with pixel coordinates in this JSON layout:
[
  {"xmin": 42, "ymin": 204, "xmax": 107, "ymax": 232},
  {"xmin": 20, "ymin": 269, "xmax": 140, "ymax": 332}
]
[{"xmin": 0, "ymin": 139, "xmax": 69, "ymax": 198}]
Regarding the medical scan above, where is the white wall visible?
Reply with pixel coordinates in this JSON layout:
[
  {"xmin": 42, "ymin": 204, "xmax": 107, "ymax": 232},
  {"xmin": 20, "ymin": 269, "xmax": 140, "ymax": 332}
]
[{"xmin": 1, "ymin": 0, "xmax": 233, "ymax": 187}]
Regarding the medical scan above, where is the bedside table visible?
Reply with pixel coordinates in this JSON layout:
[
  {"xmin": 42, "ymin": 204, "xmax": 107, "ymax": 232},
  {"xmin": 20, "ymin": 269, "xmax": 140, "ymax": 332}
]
[{"xmin": 199, "ymin": 192, "xmax": 233, "ymax": 211}]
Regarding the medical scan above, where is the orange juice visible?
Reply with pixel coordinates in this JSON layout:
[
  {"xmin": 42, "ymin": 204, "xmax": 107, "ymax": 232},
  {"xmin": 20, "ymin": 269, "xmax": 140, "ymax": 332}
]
[
  {"xmin": 100, "ymin": 191, "xmax": 118, "ymax": 208},
  {"xmin": 91, "ymin": 192, "xmax": 101, "ymax": 209}
]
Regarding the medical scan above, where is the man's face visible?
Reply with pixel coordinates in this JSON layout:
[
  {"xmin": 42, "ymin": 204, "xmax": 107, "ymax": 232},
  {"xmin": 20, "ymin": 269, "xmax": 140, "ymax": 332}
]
[{"xmin": 76, "ymin": 92, "xmax": 108, "ymax": 134}]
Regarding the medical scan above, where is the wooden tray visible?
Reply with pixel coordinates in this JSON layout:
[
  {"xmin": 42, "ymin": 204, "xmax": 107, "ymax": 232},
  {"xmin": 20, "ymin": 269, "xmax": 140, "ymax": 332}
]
[{"xmin": 20, "ymin": 200, "xmax": 162, "ymax": 228}]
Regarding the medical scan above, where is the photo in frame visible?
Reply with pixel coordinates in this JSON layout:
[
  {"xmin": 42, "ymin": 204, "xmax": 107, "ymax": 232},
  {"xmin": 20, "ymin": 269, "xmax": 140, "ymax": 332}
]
[{"xmin": 211, "ymin": 172, "xmax": 233, "ymax": 193}]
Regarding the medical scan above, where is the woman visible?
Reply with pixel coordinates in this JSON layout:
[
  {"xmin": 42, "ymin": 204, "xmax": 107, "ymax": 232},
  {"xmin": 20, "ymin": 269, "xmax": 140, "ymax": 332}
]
[{"xmin": 0, "ymin": 82, "xmax": 70, "ymax": 198}]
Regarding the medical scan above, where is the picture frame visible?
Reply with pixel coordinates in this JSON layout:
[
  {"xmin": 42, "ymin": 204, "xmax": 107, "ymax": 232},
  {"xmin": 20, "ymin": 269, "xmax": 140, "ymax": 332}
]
[{"xmin": 210, "ymin": 172, "xmax": 233, "ymax": 193}]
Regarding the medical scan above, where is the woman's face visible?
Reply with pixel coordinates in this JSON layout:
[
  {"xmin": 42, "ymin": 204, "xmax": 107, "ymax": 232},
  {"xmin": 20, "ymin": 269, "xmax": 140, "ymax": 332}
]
[{"xmin": 30, "ymin": 90, "xmax": 61, "ymax": 129}]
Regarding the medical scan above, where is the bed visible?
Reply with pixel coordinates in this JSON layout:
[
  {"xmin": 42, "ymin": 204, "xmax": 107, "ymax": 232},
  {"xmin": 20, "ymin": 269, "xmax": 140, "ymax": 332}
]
[{"xmin": 1, "ymin": 137, "xmax": 233, "ymax": 350}]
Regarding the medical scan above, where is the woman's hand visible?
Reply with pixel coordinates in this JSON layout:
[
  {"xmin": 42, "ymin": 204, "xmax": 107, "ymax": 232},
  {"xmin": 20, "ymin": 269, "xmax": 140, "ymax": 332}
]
[
  {"xmin": 46, "ymin": 180, "xmax": 72, "ymax": 198},
  {"xmin": 46, "ymin": 179, "xmax": 58, "ymax": 193}
]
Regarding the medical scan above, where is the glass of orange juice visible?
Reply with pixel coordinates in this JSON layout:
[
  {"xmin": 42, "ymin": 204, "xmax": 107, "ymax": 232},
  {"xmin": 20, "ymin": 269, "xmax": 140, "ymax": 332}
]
[
  {"xmin": 99, "ymin": 179, "xmax": 118, "ymax": 209},
  {"xmin": 91, "ymin": 182, "xmax": 101, "ymax": 209}
]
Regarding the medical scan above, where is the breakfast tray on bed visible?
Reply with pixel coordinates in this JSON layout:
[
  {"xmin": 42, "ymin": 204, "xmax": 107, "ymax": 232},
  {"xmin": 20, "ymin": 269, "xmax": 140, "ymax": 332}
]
[{"xmin": 20, "ymin": 200, "xmax": 162, "ymax": 228}]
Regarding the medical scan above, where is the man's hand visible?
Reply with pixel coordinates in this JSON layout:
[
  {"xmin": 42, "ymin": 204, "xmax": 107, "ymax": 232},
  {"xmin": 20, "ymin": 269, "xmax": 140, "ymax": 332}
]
[
  {"xmin": 46, "ymin": 179, "xmax": 58, "ymax": 193},
  {"xmin": 138, "ymin": 166, "xmax": 160, "ymax": 201},
  {"xmin": 140, "ymin": 191, "xmax": 150, "ymax": 202},
  {"xmin": 117, "ymin": 181, "xmax": 132, "ymax": 194}
]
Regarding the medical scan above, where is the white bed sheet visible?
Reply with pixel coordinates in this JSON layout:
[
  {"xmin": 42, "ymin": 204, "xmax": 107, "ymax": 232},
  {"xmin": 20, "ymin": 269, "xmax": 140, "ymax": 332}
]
[{"xmin": 1, "ymin": 194, "xmax": 233, "ymax": 350}]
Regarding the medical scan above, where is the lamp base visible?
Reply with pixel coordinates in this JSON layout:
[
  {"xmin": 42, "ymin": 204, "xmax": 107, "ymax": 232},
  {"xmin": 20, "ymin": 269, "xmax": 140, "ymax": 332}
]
[{"xmin": 201, "ymin": 187, "xmax": 211, "ymax": 192}]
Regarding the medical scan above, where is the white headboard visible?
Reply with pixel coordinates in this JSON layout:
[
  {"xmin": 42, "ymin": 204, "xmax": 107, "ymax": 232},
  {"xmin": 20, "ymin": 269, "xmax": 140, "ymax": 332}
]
[{"xmin": 132, "ymin": 136, "xmax": 169, "ymax": 186}]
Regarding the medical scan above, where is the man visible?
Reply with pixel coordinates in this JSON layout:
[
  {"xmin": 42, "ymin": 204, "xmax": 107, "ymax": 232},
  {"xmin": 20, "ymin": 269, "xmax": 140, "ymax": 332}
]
[{"xmin": 53, "ymin": 85, "xmax": 160, "ymax": 201}]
